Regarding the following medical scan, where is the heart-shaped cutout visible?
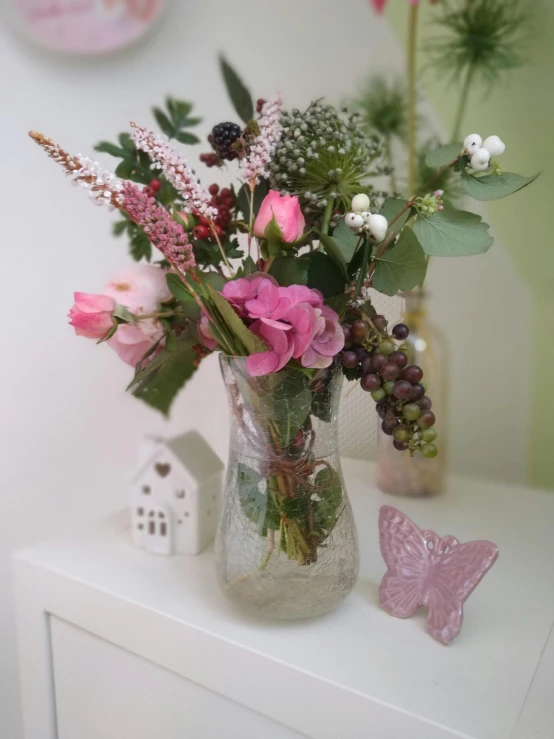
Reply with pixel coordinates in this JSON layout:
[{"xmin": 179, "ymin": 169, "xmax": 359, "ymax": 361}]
[{"xmin": 155, "ymin": 462, "xmax": 171, "ymax": 478}]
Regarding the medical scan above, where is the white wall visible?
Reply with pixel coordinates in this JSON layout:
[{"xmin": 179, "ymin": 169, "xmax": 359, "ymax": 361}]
[{"xmin": 0, "ymin": 1, "xmax": 531, "ymax": 736}]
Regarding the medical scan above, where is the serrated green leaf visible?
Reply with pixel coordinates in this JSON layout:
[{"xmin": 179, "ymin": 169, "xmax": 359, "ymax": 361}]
[
  {"xmin": 130, "ymin": 332, "xmax": 198, "ymax": 416},
  {"xmin": 112, "ymin": 220, "xmax": 128, "ymax": 237},
  {"xmin": 94, "ymin": 141, "xmax": 128, "ymax": 158},
  {"xmin": 235, "ymin": 256, "xmax": 257, "ymax": 277},
  {"xmin": 425, "ymin": 142, "xmax": 462, "ymax": 169},
  {"xmin": 130, "ymin": 230, "xmax": 152, "ymax": 261},
  {"xmin": 413, "ymin": 207, "xmax": 493, "ymax": 257},
  {"xmin": 175, "ymin": 131, "xmax": 200, "ymax": 145},
  {"xmin": 166, "ymin": 273, "xmax": 193, "ymax": 302},
  {"xmin": 372, "ymin": 227, "xmax": 427, "ymax": 296},
  {"xmin": 152, "ymin": 108, "xmax": 175, "ymax": 138},
  {"xmin": 207, "ymin": 284, "xmax": 267, "ymax": 355},
  {"xmin": 379, "ymin": 197, "xmax": 411, "ymax": 234},
  {"xmin": 219, "ymin": 55, "xmax": 254, "ymax": 123},
  {"xmin": 461, "ymin": 170, "xmax": 538, "ymax": 201}
]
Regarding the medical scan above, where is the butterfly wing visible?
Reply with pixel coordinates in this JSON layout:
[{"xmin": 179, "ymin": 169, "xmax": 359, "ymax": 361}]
[
  {"xmin": 426, "ymin": 540, "xmax": 498, "ymax": 644},
  {"xmin": 378, "ymin": 506, "xmax": 430, "ymax": 618}
]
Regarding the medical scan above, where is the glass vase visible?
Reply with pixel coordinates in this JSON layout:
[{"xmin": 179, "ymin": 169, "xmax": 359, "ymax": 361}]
[
  {"xmin": 216, "ymin": 356, "xmax": 359, "ymax": 619},
  {"xmin": 376, "ymin": 290, "xmax": 448, "ymax": 496}
]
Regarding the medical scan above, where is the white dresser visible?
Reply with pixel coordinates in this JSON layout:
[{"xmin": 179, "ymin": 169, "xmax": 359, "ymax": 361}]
[{"xmin": 13, "ymin": 459, "xmax": 554, "ymax": 739}]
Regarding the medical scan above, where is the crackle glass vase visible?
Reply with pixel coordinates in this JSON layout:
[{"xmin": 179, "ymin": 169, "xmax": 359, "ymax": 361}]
[{"xmin": 216, "ymin": 355, "xmax": 359, "ymax": 619}]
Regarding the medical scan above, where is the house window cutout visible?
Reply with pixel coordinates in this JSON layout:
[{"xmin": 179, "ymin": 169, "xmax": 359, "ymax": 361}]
[
  {"xmin": 137, "ymin": 523, "xmax": 144, "ymax": 530},
  {"xmin": 148, "ymin": 521, "xmax": 155, "ymax": 535},
  {"xmin": 158, "ymin": 512, "xmax": 165, "ymax": 519},
  {"xmin": 160, "ymin": 522, "xmax": 167, "ymax": 537},
  {"xmin": 184, "ymin": 512, "xmax": 190, "ymax": 517},
  {"xmin": 175, "ymin": 489, "xmax": 186, "ymax": 499},
  {"xmin": 142, "ymin": 485, "xmax": 151, "ymax": 495},
  {"xmin": 137, "ymin": 507, "xmax": 144, "ymax": 516}
]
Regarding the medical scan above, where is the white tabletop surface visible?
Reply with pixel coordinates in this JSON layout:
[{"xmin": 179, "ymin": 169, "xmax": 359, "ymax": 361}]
[{"xmin": 15, "ymin": 459, "xmax": 554, "ymax": 739}]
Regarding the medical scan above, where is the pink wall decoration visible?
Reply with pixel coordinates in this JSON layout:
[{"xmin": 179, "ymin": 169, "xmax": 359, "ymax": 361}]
[
  {"xmin": 12, "ymin": 0, "xmax": 166, "ymax": 54},
  {"xmin": 378, "ymin": 505, "xmax": 498, "ymax": 644}
]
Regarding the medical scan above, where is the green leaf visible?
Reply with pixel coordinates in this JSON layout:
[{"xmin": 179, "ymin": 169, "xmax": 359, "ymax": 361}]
[
  {"xmin": 353, "ymin": 235, "xmax": 372, "ymax": 298},
  {"xmin": 166, "ymin": 273, "xmax": 193, "ymax": 302},
  {"xmin": 236, "ymin": 256, "xmax": 257, "ymax": 276},
  {"xmin": 236, "ymin": 181, "xmax": 270, "ymax": 222},
  {"xmin": 112, "ymin": 220, "xmax": 128, "ymax": 237},
  {"xmin": 260, "ymin": 369, "xmax": 312, "ymax": 447},
  {"xmin": 264, "ymin": 213, "xmax": 284, "ymax": 242},
  {"xmin": 152, "ymin": 108, "xmax": 175, "ymax": 138},
  {"xmin": 219, "ymin": 55, "xmax": 254, "ymax": 123},
  {"xmin": 202, "ymin": 271, "xmax": 227, "ymax": 292},
  {"xmin": 94, "ymin": 141, "xmax": 128, "ymax": 158},
  {"xmin": 413, "ymin": 207, "xmax": 494, "ymax": 257},
  {"xmin": 130, "ymin": 230, "xmax": 152, "ymax": 261},
  {"xmin": 379, "ymin": 197, "xmax": 411, "ymax": 234},
  {"xmin": 112, "ymin": 305, "xmax": 134, "ymax": 322},
  {"xmin": 317, "ymin": 232, "xmax": 349, "ymax": 279},
  {"xmin": 129, "ymin": 331, "xmax": 198, "ymax": 416},
  {"xmin": 461, "ymin": 170, "xmax": 538, "ymax": 201},
  {"xmin": 425, "ymin": 142, "xmax": 462, "ymax": 169},
  {"xmin": 269, "ymin": 256, "xmax": 310, "ymax": 287},
  {"xmin": 313, "ymin": 466, "xmax": 343, "ymax": 533},
  {"xmin": 175, "ymin": 131, "xmax": 200, "ymax": 145},
  {"xmin": 114, "ymin": 159, "xmax": 136, "ymax": 179},
  {"xmin": 118, "ymin": 133, "xmax": 136, "ymax": 152},
  {"xmin": 372, "ymin": 227, "xmax": 427, "ymax": 296},
  {"xmin": 236, "ymin": 463, "xmax": 280, "ymax": 534},
  {"xmin": 207, "ymin": 285, "xmax": 267, "ymax": 355},
  {"xmin": 331, "ymin": 221, "xmax": 359, "ymax": 263},
  {"xmin": 325, "ymin": 293, "xmax": 349, "ymax": 319},
  {"xmin": 305, "ymin": 251, "xmax": 346, "ymax": 298}
]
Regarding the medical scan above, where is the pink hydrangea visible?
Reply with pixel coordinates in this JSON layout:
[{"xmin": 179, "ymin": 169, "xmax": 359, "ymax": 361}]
[
  {"xmin": 221, "ymin": 273, "xmax": 277, "ymax": 316},
  {"xmin": 300, "ymin": 306, "xmax": 345, "ymax": 369}
]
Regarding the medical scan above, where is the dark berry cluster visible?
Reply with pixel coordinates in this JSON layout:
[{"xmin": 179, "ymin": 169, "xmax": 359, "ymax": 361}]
[
  {"xmin": 209, "ymin": 122, "xmax": 242, "ymax": 161},
  {"xmin": 192, "ymin": 184, "xmax": 233, "ymax": 242},
  {"xmin": 342, "ymin": 316, "xmax": 438, "ymax": 458}
]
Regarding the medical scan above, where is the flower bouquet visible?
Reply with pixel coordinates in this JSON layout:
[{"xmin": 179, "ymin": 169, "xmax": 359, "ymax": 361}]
[{"xmin": 30, "ymin": 56, "xmax": 535, "ymax": 617}]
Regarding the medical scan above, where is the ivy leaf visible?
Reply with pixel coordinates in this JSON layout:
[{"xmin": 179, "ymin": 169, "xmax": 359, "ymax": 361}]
[
  {"xmin": 379, "ymin": 197, "xmax": 411, "ymax": 234},
  {"xmin": 317, "ymin": 232, "xmax": 349, "ymax": 279},
  {"xmin": 325, "ymin": 293, "xmax": 349, "ymax": 318},
  {"xmin": 207, "ymin": 285, "xmax": 267, "ymax": 355},
  {"xmin": 269, "ymin": 256, "xmax": 310, "ymax": 287},
  {"xmin": 305, "ymin": 252, "xmax": 346, "ymax": 298},
  {"xmin": 129, "ymin": 332, "xmax": 198, "ymax": 416},
  {"xmin": 413, "ymin": 207, "xmax": 494, "ymax": 257},
  {"xmin": 372, "ymin": 228, "xmax": 427, "ymax": 296},
  {"xmin": 461, "ymin": 170, "xmax": 538, "ymax": 201},
  {"xmin": 130, "ymin": 230, "xmax": 152, "ymax": 261},
  {"xmin": 425, "ymin": 142, "xmax": 462, "ymax": 169},
  {"xmin": 330, "ymin": 221, "xmax": 359, "ymax": 263},
  {"xmin": 219, "ymin": 55, "xmax": 254, "ymax": 123}
]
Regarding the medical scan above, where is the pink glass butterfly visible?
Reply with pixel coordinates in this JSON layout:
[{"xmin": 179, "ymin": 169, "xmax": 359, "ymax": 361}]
[{"xmin": 378, "ymin": 505, "xmax": 498, "ymax": 645}]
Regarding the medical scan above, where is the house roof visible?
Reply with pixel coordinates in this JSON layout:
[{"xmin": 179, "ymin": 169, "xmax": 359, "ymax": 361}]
[{"xmin": 165, "ymin": 431, "xmax": 224, "ymax": 482}]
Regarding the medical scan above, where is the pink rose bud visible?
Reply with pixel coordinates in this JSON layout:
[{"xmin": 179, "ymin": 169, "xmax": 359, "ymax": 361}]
[
  {"xmin": 68, "ymin": 292, "xmax": 116, "ymax": 339},
  {"xmin": 254, "ymin": 190, "xmax": 305, "ymax": 243}
]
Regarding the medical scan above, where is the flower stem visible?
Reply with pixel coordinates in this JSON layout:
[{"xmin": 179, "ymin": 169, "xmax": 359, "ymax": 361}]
[
  {"xmin": 384, "ymin": 135, "xmax": 397, "ymax": 193},
  {"xmin": 407, "ymin": 2, "xmax": 419, "ymax": 196},
  {"xmin": 320, "ymin": 198, "xmax": 334, "ymax": 237},
  {"xmin": 209, "ymin": 221, "xmax": 235, "ymax": 276},
  {"xmin": 451, "ymin": 63, "xmax": 475, "ymax": 143}
]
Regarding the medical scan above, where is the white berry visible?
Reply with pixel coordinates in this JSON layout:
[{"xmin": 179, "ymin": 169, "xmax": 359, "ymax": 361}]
[
  {"xmin": 345, "ymin": 212, "xmax": 364, "ymax": 230},
  {"xmin": 361, "ymin": 210, "xmax": 372, "ymax": 224},
  {"xmin": 463, "ymin": 133, "xmax": 483, "ymax": 156},
  {"xmin": 351, "ymin": 193, "xmax": 370, "ymax": 213},
  {"xmin": 470, "ymin": 148, "xmax": 491, "ymax": 171},
  {"xmin": 368, "ymin": 213, "xmax": 388, "ymax": 242},
  {"xmin": 482, "ymin": 135, "xmax": 505, "ymax": 157}
]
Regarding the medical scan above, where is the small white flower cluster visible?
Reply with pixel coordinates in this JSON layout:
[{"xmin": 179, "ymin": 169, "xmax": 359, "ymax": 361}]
[
  {"xmin": 131, "ymin": 122, "xmax": 217, "ymax": 220},
  {"xmin": 239, "ymin": 94, "xmax": 283, "ymax": 186},
  {"xmin": 463, "ymin": 133, "xmax": 505, "ymax": 172},
  {"xmin": 344, "ymin": 193, "xmax": 388, "ymax": 242},
  {"xmin": 73, "ymin": 155, "xmax": 124, "ymax": 209}
]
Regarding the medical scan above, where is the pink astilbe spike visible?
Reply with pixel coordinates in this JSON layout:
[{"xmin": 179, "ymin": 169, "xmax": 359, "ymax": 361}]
[
  {"xmin": 130, "ymin": 123, "xmax": 217, "ymax": 220},
  {"xmin": 239, "ymin": 94, "xmax": 283, "ymax": 187},
  {"xmin": 29, "ymin": 131, "xmax": 195, "ymax": 273},
  {"xmin": 121, "ymin": 182, "xmax": 195, "ymax": 272}
]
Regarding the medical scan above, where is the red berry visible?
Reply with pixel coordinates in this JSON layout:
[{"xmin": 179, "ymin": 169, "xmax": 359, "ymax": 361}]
[
  {"xmin": 149, "ymin": 178, "xmax": 162, "ymax": 192},
  {"xmin": 143, "ymin": 186, "xmax": 154, "ymax": 197},
  {"xmin": 198, "ymin": 215, "xmax": 210, "ymax": 227},
  {"xmin": 215, "ymin": 225, "xmax": 224, "ymax": 238},
  {"xmin": 208, "ymin": 183, "xmax": 219, "ymax": 196},
  {"xmin": 193, "ymin": 225, "xmax": 210, "ymax": 240},
  {"xmin": 220, "ymin": 188, "xmax": 231, "ymax": 199},
  {"xmin": 256, "ymin": 98, "xmax": 266, "ymax": 113}
]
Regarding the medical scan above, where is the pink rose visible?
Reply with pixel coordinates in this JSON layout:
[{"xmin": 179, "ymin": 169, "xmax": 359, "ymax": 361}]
[
  {"xmin": 254, "ymin": 191, "xmax": 305, "ymax": 243},
  {"xmin": 107, "ymin": 324, "xmax": 157, "ymax": 368},
  {"xmin": 68, "ymin": 292, "xmax": 116, "ymax": 339},
  {"xmin": 103, "ymin": 264, "xmax": 171, "ymax": 316}
]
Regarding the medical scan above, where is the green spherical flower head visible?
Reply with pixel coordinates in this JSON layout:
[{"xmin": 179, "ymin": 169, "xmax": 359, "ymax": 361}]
[{"xmin": 269, "ymin": 101, "xmax": 384, "ymax": 224}]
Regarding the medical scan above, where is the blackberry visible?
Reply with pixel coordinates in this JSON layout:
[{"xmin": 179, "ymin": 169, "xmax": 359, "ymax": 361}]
[{"xmin": 210, "ymin": 122, "xmax": 242, "ymax": 161}]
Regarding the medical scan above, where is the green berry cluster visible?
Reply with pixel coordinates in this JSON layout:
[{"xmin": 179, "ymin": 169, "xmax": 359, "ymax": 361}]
[
  {"xmin": 268, "ymin": 102, "xmax": 385, "ymax": 223},
  {"xmin": 341, "ymin": 314, "xmax": 438, "ymax": 458}
]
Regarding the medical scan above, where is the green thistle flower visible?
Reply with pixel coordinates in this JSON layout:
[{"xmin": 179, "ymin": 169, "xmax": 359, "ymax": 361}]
[
  {"xmin": 428, "ymin": 0, "xmax": 529, "ymax": 85},
  {"xmin": 268, "ymin": 101, "xmax": 384, "ymax": 223},
  {"xmin": 352, "ymin": 76, "xmax": 408, "ymax": 142}
]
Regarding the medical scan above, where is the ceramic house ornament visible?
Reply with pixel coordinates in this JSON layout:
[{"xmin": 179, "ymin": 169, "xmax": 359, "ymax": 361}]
[
  {"xmin": 131, "ymin": 431, "xmax": 224, "ymax": 556},
  {"xmin": 378, "ymin": 505, "xmax": 498, "ymax": 644}
]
